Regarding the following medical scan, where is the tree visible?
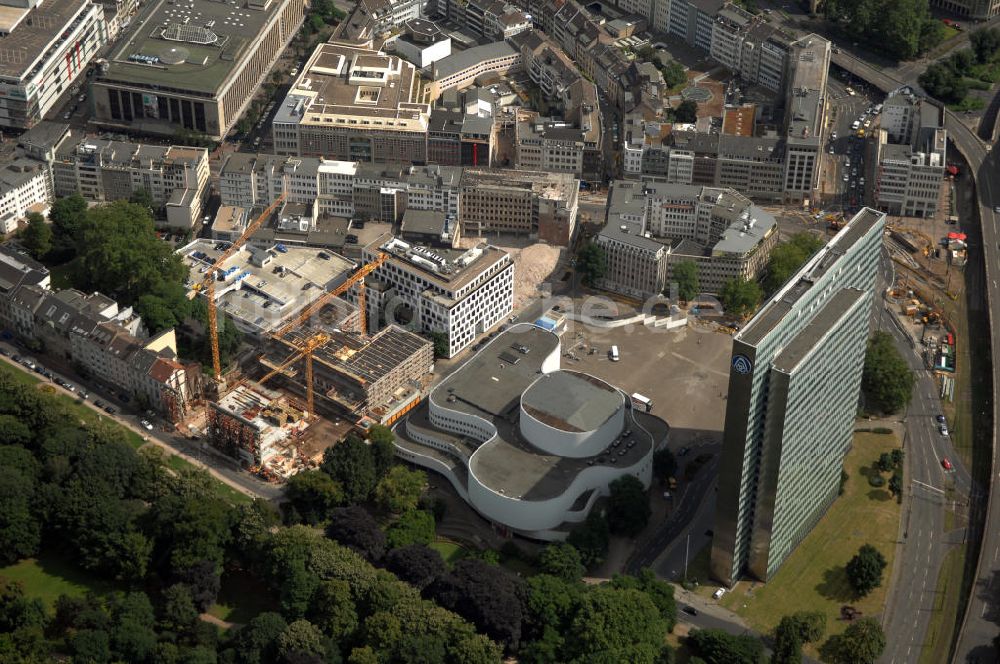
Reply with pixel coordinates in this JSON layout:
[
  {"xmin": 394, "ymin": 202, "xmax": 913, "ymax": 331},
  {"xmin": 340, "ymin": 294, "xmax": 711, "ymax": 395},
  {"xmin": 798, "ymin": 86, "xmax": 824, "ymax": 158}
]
[
  {"xmin": 719, "ymin": 278, "xmax": 762, "ymax": 318},
  {"xmin": 368, "ymin": 425, "xmax": 396, "ymax": 476},
  {"xmin": 888, "ymin": 473, "xmax": 903, "ymax": 499},
  {"xmin": 385, "ymin": 509, "xmax": 435, "ymax": 549},
  {"xmin": 129, "ymin": 188, "xmax": 155, "ymax": 211},
  {"xmin": 877, "ymin": 452, "xmax": 893, "ymax": 473},
  {"xmin": 671, "ymin": 261, "xmax": 699, "ymax": 302},
  {"xmin": 427, "ymin": 558, "xmax": 526, "ymax": 651},
  {"xmin": 971, "ymin": 27, "xmax": 1000, "ymax": 63},
  {"xmin": 822, "ymin": 0, "xmax": 938, "ymax": 60},
  {"xmin": 20, "ymin": 213, "xmax": 51, "ymax": 260},
  {"xmin": 176, "ymin": 560, "xmax": 222, "ymax": 612},
  {"xmin": 322, "ymin": 436, "xmax": 377, "ymax": 504},
  {"xmin": 568, "ymin": 511, "xmax": 609, "ymax": 568},
  {"xmin": 846, "ymin": 544, "xmax": 887, "ymax": 597},
  {"xmin": 325, "ymin": 506, "xmax": 387, "ymax": 561},
  {"xmin": 285, "ymin": 470, "xmax": 344, "ymax": 525},
  {"xmin": 48, "ymin": 194, "xmax": 88, "ymax": 260},
  {"xmin": 277, "ymin": 619, "xmax": 327, "ymax": 661},
  {"xmin": 537, "ymin": 543, "xmax": 586, "ymax": 582},
  {"xmin": 772, "ymin": 611, "xmax": 825, "ymax": 664},
  {"xmin": 653, "ymin": 449, "xmax": 677, "ymax": 484},
  {"xmin": 919, "ymin": 62, "xmax": 968, "ymax": 104},
  {"xmin": 71, "ymin": 629, "xmax": 112, "ymax": 663},
  {"xmin": 660, "ymin": 60, "xmax": 687, "ymax": 88},
  {"xmin": 862, "ymin": 332, "xmax": 915, "ymax": 414},
  {"xmin": 608, "ymin": 475, "xmax": 651, "ymax": 537},
  {"xmin": 160, "ymin": 584, "xmax": 199, "ymax": 633},
  {"xmin": 673, "ymin": 100, "xmax": 698, "ymax": 123},
  {"xmin": 890, "ymin": 448, "xmax": 904, "ymax": 469},
  {"xmin": 0, "ymin": 446, "xmax": 41, "ymax": 564},
  {"xmin": 430, "ymin": 332, "xmax": 450, "ymax": 359},
  {"xmin": 763, "ymin": 233, "xmax": 824, "ymax": 294},
  {"xmin": 374, "ymin": 466, "xmax": 426, "ymax": 514},
  {"xmin": 610, "ymin": 568, "xmax": 677, "ymax": 631},
  {"xmin": 384, "ymin": 544, "xmax": 447, "ymax": 590},
  {"xmin": 577, "ymin": 242, "xmax": 607, "ymax": 287},
  {"xmin": 232, "ymin": 612, "xmax": 287, "ymax": 664},
  {"xmin": 827, "ymin": 617, "xmax": 885, "ymax": 664},
  {"xmin": 566, "ymin": 586, "xmax": 666, "ymax": 661},
  {"xmin": 685, "ymin": 628, "xmax": 764, "ymax": 664}
]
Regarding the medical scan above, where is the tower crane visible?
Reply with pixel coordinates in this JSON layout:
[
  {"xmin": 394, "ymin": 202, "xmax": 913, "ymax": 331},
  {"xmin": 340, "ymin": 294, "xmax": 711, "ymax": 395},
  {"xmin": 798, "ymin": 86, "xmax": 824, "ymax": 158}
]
[
  {"xmin": 203, "ymin": 193, "xmax": 287, "ymax": 380},
  {"xmin": 254, "ymin": 332, "xmax": 331, "ymax": 417}
]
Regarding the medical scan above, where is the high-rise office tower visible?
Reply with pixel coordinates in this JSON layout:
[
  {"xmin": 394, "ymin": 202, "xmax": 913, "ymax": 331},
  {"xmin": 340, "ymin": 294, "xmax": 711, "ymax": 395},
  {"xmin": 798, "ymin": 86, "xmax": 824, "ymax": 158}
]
[{"xmin": 711, "ymin": 207, "xmax": 887, "ymax": 585}]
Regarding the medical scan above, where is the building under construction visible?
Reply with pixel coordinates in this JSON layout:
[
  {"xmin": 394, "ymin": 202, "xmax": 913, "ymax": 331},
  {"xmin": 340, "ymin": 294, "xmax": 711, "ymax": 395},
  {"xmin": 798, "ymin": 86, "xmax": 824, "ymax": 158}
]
[
  {"xmin": 207, "ymin": 384, "xmax": 309, "ymax": 467},
  {"xmin": 259, "ymin": 323, "xmax": 433, "ymax": 424}
]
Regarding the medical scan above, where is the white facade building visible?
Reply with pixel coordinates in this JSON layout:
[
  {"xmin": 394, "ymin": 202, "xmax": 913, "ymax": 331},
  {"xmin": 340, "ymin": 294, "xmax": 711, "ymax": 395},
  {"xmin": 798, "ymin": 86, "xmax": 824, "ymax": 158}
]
[
  {"xmin": 393, "ymin": 324, "xmax": 659, "ymax": 540},
  {"xmin": 363, "ymin": 234, "xmax": 513, "ymax": 357}
]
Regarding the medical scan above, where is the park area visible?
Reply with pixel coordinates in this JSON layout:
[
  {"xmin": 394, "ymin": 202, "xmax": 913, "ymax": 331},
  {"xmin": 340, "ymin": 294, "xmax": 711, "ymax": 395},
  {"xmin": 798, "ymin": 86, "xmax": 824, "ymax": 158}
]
[{"xmin": 719, "ymin": 432, "xmax": 902, "ymax": 656}]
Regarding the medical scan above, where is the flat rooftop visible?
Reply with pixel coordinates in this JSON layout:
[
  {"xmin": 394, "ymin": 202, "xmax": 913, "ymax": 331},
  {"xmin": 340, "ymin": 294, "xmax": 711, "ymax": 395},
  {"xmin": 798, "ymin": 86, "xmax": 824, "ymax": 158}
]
[
  {"xmin": 99, "ymin": 0, "xmax": 287, "ymax": 94},
  {"xmin": 522, "ymin": 371, "xmax": 621, "ymax": 433},
  {"xmin": 738, "ymin": 207, "xmax": 884, "ymax": 347},
  {"xmin": 413, "ymin": 324, "xmax": 654, "ymax": 501},
  {"xmin": 179, "ymin": 239, "xmax": 355, "ymax": 333},
  {"xmin": 370, "ymin": 235, "xmax": 509, "ymax": 295},
  {"xmin": 286, "ymin": 43, "xmax": 427, "ymax": 124},
  {"xmin": 0, "ymin": 0, "xmax": 88, "ymax": 79}
]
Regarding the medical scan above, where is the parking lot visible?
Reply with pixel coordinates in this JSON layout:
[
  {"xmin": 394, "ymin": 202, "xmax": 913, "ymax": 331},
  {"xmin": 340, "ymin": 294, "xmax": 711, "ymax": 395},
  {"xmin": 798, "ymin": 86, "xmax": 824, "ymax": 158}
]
[{"xmin": 554, "ymin": 314, "xmax": 733, "ymax": 441}]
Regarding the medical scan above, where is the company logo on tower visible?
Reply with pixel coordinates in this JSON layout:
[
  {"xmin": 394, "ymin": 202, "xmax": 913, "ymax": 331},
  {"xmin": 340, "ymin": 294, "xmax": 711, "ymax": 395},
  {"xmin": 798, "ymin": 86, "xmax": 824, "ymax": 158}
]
[{"xmin": 732, "ymin": 354, "xmax": 753, "ymax": 375}]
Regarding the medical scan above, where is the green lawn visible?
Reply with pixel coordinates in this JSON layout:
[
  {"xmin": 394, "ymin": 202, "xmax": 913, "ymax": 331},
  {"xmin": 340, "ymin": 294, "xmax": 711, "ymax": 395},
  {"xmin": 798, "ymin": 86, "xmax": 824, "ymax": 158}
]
[
  {"xmin": 430, "ymin": 539, "xmax": 470, "ymax": 565},
  {"xmin": 47, "ymin": 261, "xmax": 75, "ymax": 290},
  {"xmin": 166, "ymin": 453, "xmax": 253, "ymax": 505},
  {"xmin": 948, "ymin": 96, "xmax": 987, "ymax": 112},
  {"xmin": 0, "ymin": 553, "xmax": 118, "ymax": 608},
  {"xmin": 207, "ymin": 570, "xmax": 276, "ymax": 626},
  {"xmin": 719, "ymin": 432, "xmax": 902, "ymax": 654}
]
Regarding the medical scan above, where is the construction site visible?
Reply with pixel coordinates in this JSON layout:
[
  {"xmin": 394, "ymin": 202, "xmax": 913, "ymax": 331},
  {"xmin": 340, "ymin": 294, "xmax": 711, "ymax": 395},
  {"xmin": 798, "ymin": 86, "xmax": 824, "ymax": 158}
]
[{"xmin": 172, "ymin": 195, "xmax": 438, "ymax": 480}]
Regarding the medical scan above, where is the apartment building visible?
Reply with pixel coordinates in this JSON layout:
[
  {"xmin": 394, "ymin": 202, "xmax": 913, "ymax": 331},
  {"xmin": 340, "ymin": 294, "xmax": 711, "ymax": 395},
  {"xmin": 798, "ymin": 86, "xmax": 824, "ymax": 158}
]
[
  {"xmin": 337, "ymin": 0, "xmax": 428, "ymax": 41},
  {"xmin": 273, "ymin": 43, "xmax": 431, "ymax": 163},
  {"xmin": 712, "ymin": 208, "xmax": 886, "ymax": 585},
  {"xmin": 0, "ymin": 0, "xmax": 107, "ymax": 129},
  {"xmin": 362, "ymin": 234, "xmax": 514, "ymax": 357},
  {"xmin": 51, "ymin": 136, "xmax": 210, "ymax": 228},
  {"xmin": 460, "ymin": 168, "xmax": 579, "ymax": 245},
  {"xmin": 433, "ymin": 0, "xmax": 531, "ymax": 40},
  {"xmin": 595, "ymin": 180, "xmax": 779, "ymax": 297},
  {"xmin": 92, "ymin": 0, "xmax": 303, "ymax": 141},
  {"xmin": 872, "ymin": 93, "xmax": 946, "ymax": 218}
]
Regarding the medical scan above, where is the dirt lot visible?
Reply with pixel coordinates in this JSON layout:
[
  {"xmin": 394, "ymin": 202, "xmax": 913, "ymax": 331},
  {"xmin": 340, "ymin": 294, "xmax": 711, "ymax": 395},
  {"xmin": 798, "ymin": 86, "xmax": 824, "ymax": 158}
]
[{"xmin": 458, "ymin": 235, "xmax": 566, "ymax": 310}]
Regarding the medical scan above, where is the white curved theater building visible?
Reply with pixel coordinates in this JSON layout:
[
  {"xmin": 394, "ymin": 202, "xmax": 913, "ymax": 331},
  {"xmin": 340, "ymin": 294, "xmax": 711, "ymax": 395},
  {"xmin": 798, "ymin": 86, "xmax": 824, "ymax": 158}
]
[{"xmin": 393, "ymin": 323, "xmax": 665, "ymax": 540}]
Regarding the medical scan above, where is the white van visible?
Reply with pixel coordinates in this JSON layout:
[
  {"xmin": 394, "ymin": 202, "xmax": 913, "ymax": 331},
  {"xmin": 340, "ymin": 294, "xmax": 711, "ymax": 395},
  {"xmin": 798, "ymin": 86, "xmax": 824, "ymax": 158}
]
[
  {"xmin": 609, "ymin": 345, "xmax": 620, "ymax": 362},
  {"xmin": 851, "ymin": 120, "xmax": 860, "ymax": 130}
]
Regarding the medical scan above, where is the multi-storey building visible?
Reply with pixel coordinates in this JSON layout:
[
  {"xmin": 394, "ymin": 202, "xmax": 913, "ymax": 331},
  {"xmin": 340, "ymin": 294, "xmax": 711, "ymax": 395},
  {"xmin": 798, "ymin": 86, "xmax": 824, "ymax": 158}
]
[
  {"xmin": 428, "ymin": 41, "xmax": 522, "ymax": 99},
  {"xmin": 929, "ymin": 0, "xmax": 1000, "ymax": 20},
  {"xmin": 596, "ymin": 180, "xmax": 779, "ymax": 297},
  {"xmin": 92, "ymin": 0, "xmax": 303, "ymax": 141},
  {"xmin": 51, "ymin": 136, "xmax": 210, "ymax": 228},
  {"xmin": 782, "ymin": 34, "xmax": 830, "ymax": 202},
  {"xmin": 434, "ymin": 0, "xmax": 531, "ymax": 40},
  {"xmin": 362, "ymin": 234, "xmax": 514, "ymax": 357},
  {"xmin": 460, "ymin": 168, "xmax": 579, "ymax": 245},
  {"xmin": 0, "ymin": 0, "xmax": 106, "ymax": 129},
  {"xmin": 337, "ymin": 0, "xmax": 427, "ymax": 41},
  {"xmin": 0, "ymin": 154, "xmax": 50, "ymax": 234},
  {"xmin": 872, "ymin": 95, "xmax": 946, "ymax": 218},
  {"xmin": 711, "ymin": 207, "xmax": 886, "ymax": 586},
  {"xmin": 273, "ymin": 43, "xmax": 431, "ymax": 163},
  {"xmin": 391, "ymin": 18, "xmax": 452, "ymax": 68}
]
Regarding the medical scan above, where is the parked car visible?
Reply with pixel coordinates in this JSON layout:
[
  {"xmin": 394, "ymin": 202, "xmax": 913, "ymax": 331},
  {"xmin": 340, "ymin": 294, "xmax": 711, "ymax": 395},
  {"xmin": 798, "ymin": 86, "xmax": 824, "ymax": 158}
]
[
  {"xmin": 104, "ymin": 406, "xmax": 116, "ymax": 414},
  {"xmin": 140, "ymin": 419, "xmax": 154, "ymax": 431},
  {"xmin": 682, "ymin": 606, "xmax": 698, "ymax": 616},
  {"xmin": 713, "ymin": 588, "xmax": 726, "ymax": 600},
  {"xmin": 936, "ymin": 414, "xmax": 946, "ymax": 423},
  {"xmin": 941, "ymin": 457, "xmax": 952, "ymax": 470}
]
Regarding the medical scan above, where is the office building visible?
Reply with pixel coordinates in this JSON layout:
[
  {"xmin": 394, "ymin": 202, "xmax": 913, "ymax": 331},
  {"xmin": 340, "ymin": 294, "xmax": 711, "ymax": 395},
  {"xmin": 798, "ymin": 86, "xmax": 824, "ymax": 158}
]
[
  {"xmin": 51, "ymin": 135, "xmax": 210, "ymax": 228},
  {"xmin": 428, "ymin": 41, "xmax": 522, "ymax": 100},
  {"xmin": 0, "ymin": 153, "xmax": 49, "ymax": 234},
  {"xmin": 596, "ymin": 180, "xmax": 779, "ymax": 298},
  {"xmin": 362, "ymin": 234, "xmax": 513, "ymax": 357},
  {"xmin": 0, "ymin": 0, "xmax": 107, "ymax": 129},
  {"xmin": 872, "ymin": 91, "xmax": 946, "ymax": 218},
  {"xmin": 92, "ymin": 0, "xmax": 304, "ymax": 141},
  {"xmin": 782, "ymin": 34, "xmax": 830, "ymax": 202},
  {"xmin": 336, "ymin": 0, "xmax": 427, "ymax": 42},
  {"xmin": 711, "ymin": 207, "xmax": 886, "ymax": 585},
  {"xmin": 459, "ymin": 168, "xmax": 579, "ymax": 245},
  {"xmin": 272, "ymin": 43, "xmax": 431, "ymax": 162},
  {"xmin": 390, "ymin": 18, "xmax": 452, "ymax": 68}
]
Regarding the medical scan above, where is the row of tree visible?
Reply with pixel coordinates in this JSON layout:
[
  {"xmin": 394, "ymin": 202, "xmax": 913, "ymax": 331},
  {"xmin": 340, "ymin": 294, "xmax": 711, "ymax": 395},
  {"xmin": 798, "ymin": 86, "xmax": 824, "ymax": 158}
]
[
  {"xmin": 920, "ymin": 28, "xmax": 1000, "ymax": 104},
  {"xmin": 821, "ymin": 0, "xmax": 944, "ymax": 61}
]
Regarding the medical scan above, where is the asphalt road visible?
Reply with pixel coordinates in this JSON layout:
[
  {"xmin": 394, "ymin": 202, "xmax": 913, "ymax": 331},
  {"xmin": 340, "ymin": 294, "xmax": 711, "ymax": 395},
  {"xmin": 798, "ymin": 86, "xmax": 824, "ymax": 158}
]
[{"xmin": 827, "ymin": 46, "xmax": 1000, "ymax": 664}]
